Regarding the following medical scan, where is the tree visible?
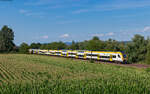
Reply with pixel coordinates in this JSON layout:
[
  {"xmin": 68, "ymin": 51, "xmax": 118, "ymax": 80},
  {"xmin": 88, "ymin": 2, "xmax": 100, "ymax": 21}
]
[
  {"xmin": 30, "ymin": 43, "xmax": 41, "ymax": 49},
  {"xmin": 40, "ymin": 43, "xmax": 48, "ymax": 49},
  {"xmin": 19, "ymin": 43, "xmax": 29, "ymax": 53},
  {"xmin": 146, "ymin": 46, "xmax": 150, "ymax": 64},
  {"xmin": 39, "ymin": 41, "xmax": 67, "ymax": 50},
  {"xmin": 126, "ymin": 34, "xmax": 147, "ymax": 63},
  {"xmin": 92, "ymin": 36, "xmax": 99, "ymax": 41},
  {"xmin": 146, "ymin": 39, "xmax": 150, "ymax": 64},
  {"xmin": 68, "ymin": 41, "xmax": 79, "ymax": 50},
  {"xmin": 0, "ymin": 25, "xmax": 15, "ymax": 52},
  {"xmin": 50, "ymin": 41, "xmax": 67, "ymax": 50},
  {"xmin": 78, "ymin": 41, "xmax": 88, "ymax": 50},
  {"xmin": 85, "ymin": 36, "xmax": 105, "ymax": 51},
  {"xmin": 104, "ymin": 39, "xmax": 121, "ymax": 51}
]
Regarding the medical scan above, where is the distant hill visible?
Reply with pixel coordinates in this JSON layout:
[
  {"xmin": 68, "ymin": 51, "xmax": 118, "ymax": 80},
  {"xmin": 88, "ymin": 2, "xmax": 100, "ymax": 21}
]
[
  {"xmin": 65, "ymin": 42, "xmax": 72, "ymax": 45},
  {"xmin": 119, "ymin": 41, "xmax": 131, "ymax": 44}
]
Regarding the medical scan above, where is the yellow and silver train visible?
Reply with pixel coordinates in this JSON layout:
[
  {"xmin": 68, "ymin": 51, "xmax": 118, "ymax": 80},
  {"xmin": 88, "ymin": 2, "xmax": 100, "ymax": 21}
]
[{"xmin": 29, "ymin": 49, "xmax": 128, "ymax": 63}]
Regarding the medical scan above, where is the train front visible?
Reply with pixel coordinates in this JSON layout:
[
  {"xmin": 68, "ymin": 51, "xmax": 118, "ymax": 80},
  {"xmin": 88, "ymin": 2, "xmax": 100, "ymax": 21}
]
[{"xmin": 122, "ymin": 53, "xmax": 128, "ymax": 64}]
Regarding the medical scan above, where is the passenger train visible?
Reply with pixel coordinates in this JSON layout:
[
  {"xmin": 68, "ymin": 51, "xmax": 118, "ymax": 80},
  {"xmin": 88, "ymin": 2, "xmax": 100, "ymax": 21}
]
[{"xmin": 29, "ymin": 49, "xmax": 127, "ymax": 63}]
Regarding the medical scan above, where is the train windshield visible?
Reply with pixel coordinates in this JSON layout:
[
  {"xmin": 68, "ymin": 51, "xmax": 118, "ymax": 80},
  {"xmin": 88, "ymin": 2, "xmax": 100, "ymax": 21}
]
[
  {"xmin": 123, "ymin": 54, "xmax": 127, "ymax": 58},
  {"xmin": 120, "ymin": 51, "xmax": 127, "ymax": 58}
]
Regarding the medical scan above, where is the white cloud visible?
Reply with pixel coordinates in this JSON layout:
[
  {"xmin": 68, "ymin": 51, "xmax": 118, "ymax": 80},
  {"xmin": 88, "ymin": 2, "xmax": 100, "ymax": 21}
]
[
  {"xmin": 41, "ymin": 35, "xmax": 49, "ymax": 39},
  {"xmin": 19, "ymin": 9, "xmax": 45, "ymax": 18},
  {"xmin": 92, "ymin": 34, "xmax": 104, "ymax": 37},
  {"xmin": 92, "ymin": 32, "xmax": 114, "ymax": 37},
  {"xmin": 72, "ymin": 1, "xmax": 150, "ymax": 14},
  {"xmin": 106, "ymin": 32, "xmax": 114, "ymax": 36},
  {"xmin": 60, "ymin": 34, "xmax": 69, "ymax": 38},
  {"xmin": 143, "ymin": 26, "xmax": 150, "ymax": 32}
]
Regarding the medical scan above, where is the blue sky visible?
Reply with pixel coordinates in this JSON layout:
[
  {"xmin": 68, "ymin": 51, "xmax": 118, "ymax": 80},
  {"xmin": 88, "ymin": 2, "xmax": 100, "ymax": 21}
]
[{"xmin": 0, "ymin": 0, "xmax": 150, "ymax": 45}]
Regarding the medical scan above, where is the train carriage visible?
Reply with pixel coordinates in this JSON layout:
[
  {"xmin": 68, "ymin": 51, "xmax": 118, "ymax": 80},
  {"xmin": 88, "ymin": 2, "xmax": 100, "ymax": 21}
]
[
  {"xmin": 29, "ymin": 49, "xmax": 127, "ymax": 63},
  {"xmin": 61, "ymin": 50, "xmax": 68, "ymax": 57},
  {"xmin": 76, "ymin": 50, "xmax": 86, "ymax": 59},
  {"xmin": 68, "ymin": 50, "xmax": 77, "ymax": 58},
  {"xmin": 38, "ymin": 49, "xmax": 49, "ymax": 55},
  {"xmin": 55, "ymin": 50, "xmax": 62, "ymax": 56},
  {"xmin": 49, "ymin": 50, "xmax": 55, "ymax": 55}
]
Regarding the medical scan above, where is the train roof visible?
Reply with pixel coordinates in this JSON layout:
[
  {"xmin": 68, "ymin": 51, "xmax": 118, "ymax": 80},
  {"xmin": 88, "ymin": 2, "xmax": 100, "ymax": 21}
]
[{"xmin": 29, "ymin": 49, "xmax": 125, "ymax": 53}]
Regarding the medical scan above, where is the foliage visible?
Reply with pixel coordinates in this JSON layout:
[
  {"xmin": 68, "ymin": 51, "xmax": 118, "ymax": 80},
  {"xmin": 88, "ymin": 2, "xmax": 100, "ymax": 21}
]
[
  {"xmin": 19, "ymin": 42, "xmax": 29, "ymax": 53},
  {"xmin": 0, "ymin": 25, "xmax": 15, "ymax": 53},
  {"xmin": 85, "ymin": 36, "xmax": 105, "ymax": 51},
  {"xmin": 105, "ymin": 39, "xmax": 121, "ymax": 51},
  {"xmin": 145, "ymin": 67, "xmax": 150, "ymax": 72},
  {"xmin": 49, "ymin": 41, "xmax": 67, "ymax": 50},
  {"xmin": 126, "ymin": 34, "xmax": 148, "ymax": 63},
  {"xmin": 39, "ymin": 41, "xmax": 67, "ymax": 50},
  {"xmin": 68, "ymin": 41, "xmax": 79, "ymax": 50},
  {"xmin": 30, "ymin": 43, "xmax": 41, "ymax": 49},
  {"xmin": 146, "ymin": 40, "xmax": 150, "ymax": 64}
]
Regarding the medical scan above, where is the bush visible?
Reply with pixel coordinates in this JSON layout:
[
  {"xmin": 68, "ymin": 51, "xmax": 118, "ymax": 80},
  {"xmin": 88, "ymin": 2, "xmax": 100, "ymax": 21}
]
[
  {"xmin": 19, "ymin": 43, "xmax": 29, "ymax": 54},
  {"xmin": 90, "ymin": 60, "xmax": 94, "ymax": 63},
  {"xmin": 145, "ymin": 67, "xmax": 150, "ymax": 72}
]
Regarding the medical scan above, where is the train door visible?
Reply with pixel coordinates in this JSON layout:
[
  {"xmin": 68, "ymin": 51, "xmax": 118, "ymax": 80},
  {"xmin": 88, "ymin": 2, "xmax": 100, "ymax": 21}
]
[
  {"xmin": 97, "ymin": 54, "xmax": 100, "ymax": 60},
  {"xmin": 75, "ymin": 52, "xmax": 78, "ymax": 58},
  {"xmin": 84, "ymin": 53, "xmax": 86, "ymax": 59},
  {"xmin": 66, "ymin": 51, "xmax": 69, "ymax": 57},
  {"xmin": 110, "ymin": 54, "xmax": 113, "ymax": 61}
]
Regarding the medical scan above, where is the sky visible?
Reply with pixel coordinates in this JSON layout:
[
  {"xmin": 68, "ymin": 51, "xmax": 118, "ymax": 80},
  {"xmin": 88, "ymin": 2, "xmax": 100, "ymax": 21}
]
[{"xmin": 0, "ymin": 0, "xmax": 150, "ymax": 45}]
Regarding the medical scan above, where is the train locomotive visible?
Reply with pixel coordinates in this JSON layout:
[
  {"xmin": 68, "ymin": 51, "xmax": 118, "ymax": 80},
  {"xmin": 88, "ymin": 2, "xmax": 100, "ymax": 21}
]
[{"xmin": 29, "ymin": 49, "xmax": 127, "ymax": 63}]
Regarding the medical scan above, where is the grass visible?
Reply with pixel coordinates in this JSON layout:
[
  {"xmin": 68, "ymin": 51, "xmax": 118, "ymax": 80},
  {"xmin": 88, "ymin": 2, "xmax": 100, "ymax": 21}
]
[{"xmin": 0, "ymin": 54, "xmax": 150, "ymax": 94}]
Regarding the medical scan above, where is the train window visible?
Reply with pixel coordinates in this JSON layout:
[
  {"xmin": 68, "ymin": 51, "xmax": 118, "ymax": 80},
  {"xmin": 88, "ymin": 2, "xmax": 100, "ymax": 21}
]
[
  {"xmin": 92, "ymin": 54, "xmax": 98, "ymax": 56},
  {"xmin": 86, "ymin": 54, "xmax": 92, "ymax": 56},
  {"xmin": 69, "ymin": 53, "xmax": 76, "ymax": 55},
  {"xmin": 87, "ymin": 54, "xmax": 98, "ymax": 56},
  {"xmin": 78, "ymin": 51, "xmax": 84, "ymax": 53},
  {"xmin": 118, "ymin": 55, "xmax": 121, "ymax": 58},
  {"xmin": 112, "ymin": 55, "xmax": 116, "ymax": 58},
  {"xmin": 100, "ymin": 56, "xmax": 110, "ymax": 58},
  {"xmin": 78, "ymin": 55, "xmax": 84, "ymax": 57}
]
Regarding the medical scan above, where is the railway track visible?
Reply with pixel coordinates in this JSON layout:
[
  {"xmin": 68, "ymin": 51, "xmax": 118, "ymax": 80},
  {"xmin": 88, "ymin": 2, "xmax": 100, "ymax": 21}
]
[{"xmin": 79, "ymin": 59, "xmax": 150, "ymax": 68}]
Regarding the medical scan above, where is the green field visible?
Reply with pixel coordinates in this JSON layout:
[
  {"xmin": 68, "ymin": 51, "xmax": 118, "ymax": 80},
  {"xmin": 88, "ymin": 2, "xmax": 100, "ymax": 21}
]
[{"xmin": 0, "ymin": 54, "xmax": 150, "ymax": 94}]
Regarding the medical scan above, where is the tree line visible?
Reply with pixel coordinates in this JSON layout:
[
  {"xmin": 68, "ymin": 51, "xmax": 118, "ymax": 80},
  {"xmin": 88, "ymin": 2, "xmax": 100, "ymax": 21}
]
[{"xmin": 0, "ymin": 25, "xmax": 150, "ymax": 64}]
